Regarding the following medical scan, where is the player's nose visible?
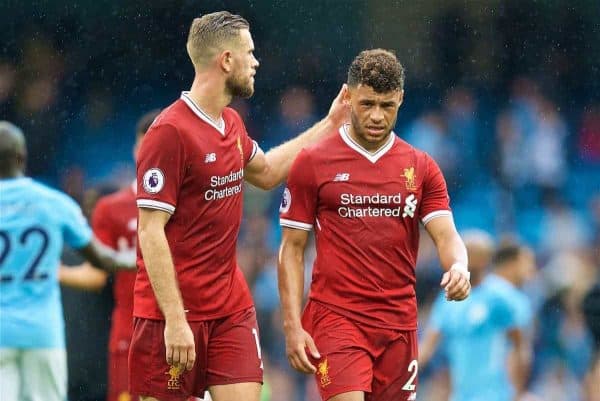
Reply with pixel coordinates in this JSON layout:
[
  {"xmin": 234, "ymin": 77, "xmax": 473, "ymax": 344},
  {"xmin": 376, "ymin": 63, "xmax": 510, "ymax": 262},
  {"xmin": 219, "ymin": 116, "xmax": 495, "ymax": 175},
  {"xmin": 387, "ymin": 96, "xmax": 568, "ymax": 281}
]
[{"xmin": 370, "ymin": 107, "xmax": 384, "ymax": 122}]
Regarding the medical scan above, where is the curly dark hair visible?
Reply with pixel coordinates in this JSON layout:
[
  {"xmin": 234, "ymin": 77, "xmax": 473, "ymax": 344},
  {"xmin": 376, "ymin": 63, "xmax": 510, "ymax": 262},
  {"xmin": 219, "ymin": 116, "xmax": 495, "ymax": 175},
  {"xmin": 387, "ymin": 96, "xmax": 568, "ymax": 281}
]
[{"xmin": 347, "ymin": 49, "xmax": 405, "ymax": 93}]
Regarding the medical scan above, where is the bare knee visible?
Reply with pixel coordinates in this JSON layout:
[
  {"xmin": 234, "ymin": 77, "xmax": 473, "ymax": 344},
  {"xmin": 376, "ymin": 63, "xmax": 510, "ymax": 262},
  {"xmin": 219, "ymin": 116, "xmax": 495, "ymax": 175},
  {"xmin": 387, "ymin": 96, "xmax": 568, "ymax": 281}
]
[
  {"xmin": 209, "ymin": 382, "xmax": 262, "ymax": 401},
  {"xmin": 328, "ymin": 391, "xmax": 365, "ymax": 401}
]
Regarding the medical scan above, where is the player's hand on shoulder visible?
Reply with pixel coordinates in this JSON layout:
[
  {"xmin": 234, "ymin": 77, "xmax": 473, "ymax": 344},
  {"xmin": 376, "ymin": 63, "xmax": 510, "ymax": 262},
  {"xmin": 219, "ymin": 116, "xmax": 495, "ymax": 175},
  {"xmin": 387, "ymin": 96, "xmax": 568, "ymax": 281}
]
[
  {"xmin": 284, "ymin": 324, "xmax": 320, "ymax": 374},
  {"xmin": 326, "ymin": 84, "xmax": 350, "ymax": 127},
  {"xmin": 164, "ymin": 319, "xmax": 196, "ymax": 371},
  {"xmin": 440, "ymin": 263, "xmax": 471, "ymax": 301}
]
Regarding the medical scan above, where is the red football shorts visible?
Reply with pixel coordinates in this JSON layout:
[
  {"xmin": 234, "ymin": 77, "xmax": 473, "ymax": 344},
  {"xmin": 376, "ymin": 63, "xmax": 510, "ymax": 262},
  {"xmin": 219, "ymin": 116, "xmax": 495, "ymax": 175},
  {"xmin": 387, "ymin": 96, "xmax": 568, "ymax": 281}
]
[
  {"xmin": 108, "ymin": 349, "xmax": 139, "ymax": 401},
  {"xmin": 302, "ymin": 301, "xmax": 419, "ymax": 401},
  {"xmin": 129, "ymin": 307, "xmax": 263, "ymax": 401}
]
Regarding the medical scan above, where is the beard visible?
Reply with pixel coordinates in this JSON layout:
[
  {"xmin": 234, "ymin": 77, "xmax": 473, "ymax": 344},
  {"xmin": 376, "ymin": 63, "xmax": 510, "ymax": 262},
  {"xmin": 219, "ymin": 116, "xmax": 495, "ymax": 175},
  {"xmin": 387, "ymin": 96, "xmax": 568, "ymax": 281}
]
[
  {"xmin": 226, "ymin": 73, "xmax": 254, "ymax": 99},
  {"xmin": 350, "ymin": 110, "xmax": 396, "ymax": 144}
]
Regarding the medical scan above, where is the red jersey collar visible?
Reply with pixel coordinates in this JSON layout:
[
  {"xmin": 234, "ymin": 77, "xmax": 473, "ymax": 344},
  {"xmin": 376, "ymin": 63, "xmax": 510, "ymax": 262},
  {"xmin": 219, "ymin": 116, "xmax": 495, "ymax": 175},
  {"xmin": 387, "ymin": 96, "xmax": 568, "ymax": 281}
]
[
  {"xmin": 339, "ymin": 124, "xmax": 395, "ymax": 163},
  {"xmin": 180, "ymin": 91, "xmax": 226, "ymax": 136}
]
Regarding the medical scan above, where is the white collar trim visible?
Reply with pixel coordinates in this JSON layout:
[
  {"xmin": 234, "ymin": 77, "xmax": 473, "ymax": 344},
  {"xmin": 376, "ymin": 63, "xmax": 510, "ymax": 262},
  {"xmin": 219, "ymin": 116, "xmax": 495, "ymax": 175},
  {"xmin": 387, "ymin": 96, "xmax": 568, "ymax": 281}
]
[
  {"xmin": 339, "ymin": 124, "xmax": 395, "ymax": 163},
  {"xmin": 180, "ymin": 91, "xmax": 225, "ymax": 135}
]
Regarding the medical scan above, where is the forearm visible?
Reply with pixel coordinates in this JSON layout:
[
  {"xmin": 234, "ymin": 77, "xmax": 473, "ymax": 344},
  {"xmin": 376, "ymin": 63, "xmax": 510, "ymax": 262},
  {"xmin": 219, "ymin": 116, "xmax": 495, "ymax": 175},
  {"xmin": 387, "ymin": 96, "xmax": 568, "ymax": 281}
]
[
  {"xmin": 278, "ymin": 245, "xmax": 306, "ymax": 331},
  {"xmin": 79, "ymin": 238, "xmax": 135, "ymax": 272},
  {"xmin": 434, "ymin": 228, "xmax": 468, "ymax": 272},
  {"xmin": 509, "ymin": 340, "xmax": 531, "ymax": 394},
  {"xmin": 138, "ymin": 228, "xmax": 186, "ymax": 322},
  {"xmin": 58, "ymin": 263, "xmax": 108, "ymax": 291},
  {"xmin": 263, "ymin": 117, "xmax": 336, "ymax": 188}
]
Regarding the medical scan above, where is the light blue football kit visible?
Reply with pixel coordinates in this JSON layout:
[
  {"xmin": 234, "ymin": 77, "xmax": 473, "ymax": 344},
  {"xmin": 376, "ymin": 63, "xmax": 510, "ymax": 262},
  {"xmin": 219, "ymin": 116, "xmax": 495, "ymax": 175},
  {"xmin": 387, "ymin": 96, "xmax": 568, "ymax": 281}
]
[
  {"xmin": 429, "ymin": 274, "xmax": 532, "ymax": 401},
  {"xmin": 0, "ymin": 177, "xmax": 92, "ymax": 401}
]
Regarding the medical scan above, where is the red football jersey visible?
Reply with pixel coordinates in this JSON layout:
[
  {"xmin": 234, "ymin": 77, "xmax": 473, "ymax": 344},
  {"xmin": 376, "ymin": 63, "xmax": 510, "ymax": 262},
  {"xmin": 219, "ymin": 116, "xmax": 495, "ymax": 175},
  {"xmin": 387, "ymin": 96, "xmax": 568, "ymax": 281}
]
[
  {"xmin": 280, "ymin": 125, "xmax": 451, "ymax": 330},
  {"xmin": 92, "ymin": 183, "xmax": 138, "ymax": 352},
  {"xmin": 135, "ymin": 92, "xmax": 258, "ymax": 321}
]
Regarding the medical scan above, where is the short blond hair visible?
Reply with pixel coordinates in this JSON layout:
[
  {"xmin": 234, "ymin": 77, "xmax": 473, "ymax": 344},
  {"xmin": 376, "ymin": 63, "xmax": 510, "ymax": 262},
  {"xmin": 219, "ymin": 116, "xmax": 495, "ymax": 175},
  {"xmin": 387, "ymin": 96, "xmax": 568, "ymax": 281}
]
[{"xmin": 186, "ymin": 11, "xmax": 249, "ymax": 67}]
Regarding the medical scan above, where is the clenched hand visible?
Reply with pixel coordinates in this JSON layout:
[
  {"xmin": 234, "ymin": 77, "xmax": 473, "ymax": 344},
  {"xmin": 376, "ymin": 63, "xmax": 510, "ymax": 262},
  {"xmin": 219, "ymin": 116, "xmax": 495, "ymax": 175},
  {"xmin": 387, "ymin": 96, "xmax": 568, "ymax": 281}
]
[{"xmin": 440, "ymin": 268, "xmax": 471, "ymax": 301}]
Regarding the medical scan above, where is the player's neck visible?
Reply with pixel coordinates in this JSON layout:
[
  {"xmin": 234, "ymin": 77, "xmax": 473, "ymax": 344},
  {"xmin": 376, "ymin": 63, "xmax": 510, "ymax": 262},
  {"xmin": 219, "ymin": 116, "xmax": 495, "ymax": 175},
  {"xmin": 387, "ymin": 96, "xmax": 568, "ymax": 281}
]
[
  {"xmin": 471, "ymin": 273, "xmax": 485, "ymax": 287},
  {"xmin": 347, "ymin": 124, "xmax": 391, "ymax": 153},
  {"xmin": 495, "ymin": 269, "xmax": 518, "ymax": 287},
  {"xmin": 0, "ymin": 168, "xmax": 23, "ymax": 179},
  {"xmin": 188, "ymin": 75, "xmax": 231, "ymax": 121}
]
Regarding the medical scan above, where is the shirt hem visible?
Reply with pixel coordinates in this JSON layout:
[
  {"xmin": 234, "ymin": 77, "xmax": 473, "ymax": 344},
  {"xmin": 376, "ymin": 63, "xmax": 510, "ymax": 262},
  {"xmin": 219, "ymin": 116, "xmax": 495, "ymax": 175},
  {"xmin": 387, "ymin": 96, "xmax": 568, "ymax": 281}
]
[
  {"xmin": 133, "ymin": 302, "xmax": 254, "ymax": 322},
  {"xmin": 309, "ymin": 298, "xmax": 418, "ymax": 331}
]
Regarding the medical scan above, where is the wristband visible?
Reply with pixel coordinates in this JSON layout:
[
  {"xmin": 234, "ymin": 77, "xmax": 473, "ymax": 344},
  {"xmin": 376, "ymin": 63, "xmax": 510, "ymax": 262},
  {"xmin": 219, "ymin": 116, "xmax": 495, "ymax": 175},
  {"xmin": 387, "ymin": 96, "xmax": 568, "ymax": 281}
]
[{"xmin": 450, "ymin": 263, "xmax": 470, "ymax": 281}]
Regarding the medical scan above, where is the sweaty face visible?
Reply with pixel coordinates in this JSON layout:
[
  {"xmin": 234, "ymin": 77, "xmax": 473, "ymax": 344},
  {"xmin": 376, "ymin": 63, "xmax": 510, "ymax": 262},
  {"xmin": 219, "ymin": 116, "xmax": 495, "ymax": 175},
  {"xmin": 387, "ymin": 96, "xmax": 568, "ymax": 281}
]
[
  {"xmin": 348, "ymin": 84, "xmax": 402, "ymax": 150},
  {"xmin": 226, "ymin": 29, "xmax": 259, "ymax": 99}
]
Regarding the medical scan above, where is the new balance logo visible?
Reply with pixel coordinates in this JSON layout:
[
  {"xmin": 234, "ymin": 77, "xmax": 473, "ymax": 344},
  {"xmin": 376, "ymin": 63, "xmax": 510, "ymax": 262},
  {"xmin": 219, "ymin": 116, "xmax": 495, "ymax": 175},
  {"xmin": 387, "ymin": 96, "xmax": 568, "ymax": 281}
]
[
  {"xmin": 205, "ymin": 153, "xmax": 217, "ymax": 163},
  {"xmin": 334, "ymin": 173, "xmax": 350, "ymax": 182}
]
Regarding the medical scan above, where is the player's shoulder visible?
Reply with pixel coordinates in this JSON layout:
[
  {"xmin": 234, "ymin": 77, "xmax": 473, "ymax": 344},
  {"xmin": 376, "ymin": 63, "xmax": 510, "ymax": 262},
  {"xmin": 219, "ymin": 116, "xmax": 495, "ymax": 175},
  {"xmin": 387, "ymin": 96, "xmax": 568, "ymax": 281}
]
[
  {"xmin": 222, "ymin": 106, "xmax": 247, "ymax": 132},
  {"xmin": 485, "ymin": 275, "xmax": 520, "ymax": 302},
  {"xmin": 140, "ymin": 105, "xmax": 185, "ymax": 146},
  {"xmin": 148, "ymin": 101, "xmax": 184, "ymax": 130},
  {"xmin": 301, "ymin": 126, "xmax": 346, "ymax": 159},
  {"xmin": 223, "ymin": 106, "xmax": 242, "ymax": 122},
  {"xmin": 395, "ymin": 136, "xmax": 431, "ymax": 161},
  {"xmin": 26, "ymin": 179, "xmax": 79, "ymax": 207},
  {"xmin": 19, "ymin": 180, "xmax": 83, "ymax": 223}
]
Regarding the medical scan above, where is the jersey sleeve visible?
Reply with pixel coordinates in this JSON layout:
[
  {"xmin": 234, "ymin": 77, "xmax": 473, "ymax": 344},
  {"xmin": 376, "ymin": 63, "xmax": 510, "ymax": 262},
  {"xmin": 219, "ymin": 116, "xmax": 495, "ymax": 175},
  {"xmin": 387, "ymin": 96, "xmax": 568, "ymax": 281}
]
[
  {"xmin": 428, "ymin": 292, "xmax": 448, "ymax": 333},
  {"xmin": 279, "ymin": 149, "xmax": 318, "ymax": 231},
  {"xmin": 91, "ymin": 198, "xmax": 115, "ymax": 249},
  {"xmin": 420, "ymin": 153, "xmax": 452, "ymax": 225},
  {"xmin": 59, "ymin": 194, "xmax": 93, "ymax": 249},
  {"xmin": 243, "ymin": 135, "xmax": 259, "ymax": 167},
  {"xmin": 136, "ymin": 123, "xmax": 185, "ymax": 214}
]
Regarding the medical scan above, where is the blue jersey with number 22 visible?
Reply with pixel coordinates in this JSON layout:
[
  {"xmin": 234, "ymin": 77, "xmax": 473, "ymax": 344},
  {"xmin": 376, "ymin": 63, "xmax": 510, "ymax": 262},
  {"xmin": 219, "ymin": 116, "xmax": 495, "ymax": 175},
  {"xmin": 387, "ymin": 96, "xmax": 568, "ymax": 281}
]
[{"xmin": 0, "ymin": 177, "xmax": 92, "ymax": 348}]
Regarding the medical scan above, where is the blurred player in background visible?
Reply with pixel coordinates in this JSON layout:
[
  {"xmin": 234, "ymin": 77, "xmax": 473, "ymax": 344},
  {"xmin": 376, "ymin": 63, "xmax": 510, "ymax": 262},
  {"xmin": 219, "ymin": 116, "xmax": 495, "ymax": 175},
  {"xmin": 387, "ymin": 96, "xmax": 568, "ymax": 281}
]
[
  {"xmin": 278, "ymin": 49, "xmax": 470, "ymax": 401},
  {"xmin": 419, "ymin": 229, "xmax": 495, "ymax": 363},
  {"xmin": 0, "ymin": 121, "xmax": 135, "ymax": 401},
  {"xmin": 420, "ymin": 240, "xmax": 535, "ymax": 401},
  {"xmin": 59, "ymin": 109, "xmax": 160, "ymax": 401},
  {"xmin": 131, "ymin": 11, "xmax": 348, "ymax": 401},
  {"xmin": 582, "ymin": 280, "xmax": 600, "ymax": 401}
]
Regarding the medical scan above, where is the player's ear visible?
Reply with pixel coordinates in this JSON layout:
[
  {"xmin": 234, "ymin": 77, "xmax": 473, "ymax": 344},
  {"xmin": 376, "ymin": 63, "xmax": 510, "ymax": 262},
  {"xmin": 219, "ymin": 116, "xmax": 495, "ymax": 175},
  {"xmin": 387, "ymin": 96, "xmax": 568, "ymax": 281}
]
[
  {"xmin": 343, "ymin": 84, "xmax": 353, "ymax": 104},
  {"xmin": 397, "ymin": 90, "xmax": 404, "ymax": 108},
  {"xmin": 219, "ymin": 50, "xmax": 234, "ymax": 73}
]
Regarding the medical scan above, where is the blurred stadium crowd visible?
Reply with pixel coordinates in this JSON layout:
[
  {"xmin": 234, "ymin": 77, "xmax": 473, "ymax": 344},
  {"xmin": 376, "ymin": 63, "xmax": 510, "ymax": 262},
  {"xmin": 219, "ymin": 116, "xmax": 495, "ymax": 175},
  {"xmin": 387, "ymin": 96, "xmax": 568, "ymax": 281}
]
[{"xmin": 2, "ymin": 1, "xmax": 599, "ymax": 401}]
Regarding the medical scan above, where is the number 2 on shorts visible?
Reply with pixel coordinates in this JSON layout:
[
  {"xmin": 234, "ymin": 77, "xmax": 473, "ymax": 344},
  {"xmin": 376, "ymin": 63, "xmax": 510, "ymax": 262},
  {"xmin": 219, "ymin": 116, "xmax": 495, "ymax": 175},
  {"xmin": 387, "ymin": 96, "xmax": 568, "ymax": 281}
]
[{"xmin": 402, "ymin": 359, "xmax": 418, "ymax": 391}]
